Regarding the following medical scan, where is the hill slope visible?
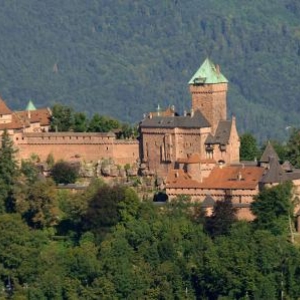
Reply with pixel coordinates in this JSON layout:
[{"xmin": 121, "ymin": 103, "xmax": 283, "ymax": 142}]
[{"xmin": 1, "ymin": 0, "xmax": 300, "ymax": 141}]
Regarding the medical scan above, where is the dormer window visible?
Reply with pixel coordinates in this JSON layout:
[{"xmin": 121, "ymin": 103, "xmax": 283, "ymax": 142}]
[
  {"xmin": 194, "ymin": 77, "xmax": 206, "ymax": 84},
  {"xmin": 206, "ymin": 144, "xmax": 213, "ymax": 151}
]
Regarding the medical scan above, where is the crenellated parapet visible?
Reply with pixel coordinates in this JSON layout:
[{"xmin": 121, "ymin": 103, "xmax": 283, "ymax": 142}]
[
  {"xmin": 14, "ymin": 132, "xmax": 116, "ymax": 145},
  {"xmin": 13, "ymin": 131, "xmax": 139, "ymax": 165}
]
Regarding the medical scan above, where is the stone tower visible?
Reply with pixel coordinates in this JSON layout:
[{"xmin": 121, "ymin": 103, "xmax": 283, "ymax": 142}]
[{"xmin": 189, "ymin": 58, "xmax": 228, "ymax": 133}]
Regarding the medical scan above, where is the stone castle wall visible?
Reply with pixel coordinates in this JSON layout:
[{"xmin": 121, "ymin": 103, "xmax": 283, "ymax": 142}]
[
  {"xmin": 167, "ymin": 186, "xmax": 258, "ymax": 221},
  {"xmin": 167, "ymin": 187, "xmax": 259, "ymax": 204},
  {"xmin": 140, "ymin": 128, "xmax": 175, "ymax": 176},
  {"xmin": 190, "ymin": 83, "xmax": 228, "ymax": 133},
  {"xmin": 140, "ymin": 127, "xmax": 211, "ymax": 177},
  {"xmin": 13, "ymin": 132, "xmax": 139, "ymax": 165}
]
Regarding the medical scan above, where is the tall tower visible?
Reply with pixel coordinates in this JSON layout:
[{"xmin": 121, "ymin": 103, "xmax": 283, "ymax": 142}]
[{"xmin": 189, "ymin": 58, "xmax": 228, "ymax": 133}]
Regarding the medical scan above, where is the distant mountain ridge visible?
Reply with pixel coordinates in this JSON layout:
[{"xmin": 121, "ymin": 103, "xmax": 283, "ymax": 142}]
[{"xmin": 1, "ymin": 0, "xmax": 300, "ymax": 141}]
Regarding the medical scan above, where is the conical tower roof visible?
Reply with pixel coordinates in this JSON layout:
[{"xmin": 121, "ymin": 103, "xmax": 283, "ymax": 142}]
[
  {"xmin": 260, "ymin": 157, "xmax": 288, "ymax": 184},
  {"xmin": 188, "ymin": 58, "xmax": 228, "ymax": 85},
  {"xmin": 260, "ymin": 141, "xmax": 279, "ymax": 163},
  {"xmin": 25, "ymin": 100, "xmax": 36, "ymax": 111}
]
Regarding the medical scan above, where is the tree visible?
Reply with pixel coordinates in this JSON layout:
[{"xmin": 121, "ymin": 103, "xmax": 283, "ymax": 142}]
[
  {"xmin": 51, "ymin": 161, "xmax": 79, "ymax": 184},
  {"xmin": 240, "ymin": 132, "xmax": 260, "ymax": 161},
  {"xmin": 46, "ymin": 153, "xmax": 55, "ymax": 168},
  {"xmin": 14, "ymin": 178, "xmax": 60, "ymax": 229},
  {"xmin": 0, "ymin": 129, "xmax": 19, "ymax": 213},
  {"xmin": 117, "ymin": 123, "xmax": 137, "ymax": 139},
  {"xmin": 73, "ymin": 112, "xmax": 88, "ymax": 132},
  {"xmin": 20, "ymin": 159, "xmax": 40, "ymax": 184},
  {"xmin": 0, "ymin": 213, "xmax": 47, "ymax": 295},
  {"xmin": 88, "ymin": 114, "xmax": 120, "ymax": 132},
  {"xmin": 204, "ymin": 199, "xmax": 237, "ymax": 237},
  {"xmin": 251, "ymin": 181, "xmax": 294, "ymax": 235},
  {"xmin": 50, "ymin": 104, "xmax": 74, "ymax": 132},
  {"xmin": 83, "ymin": 185, "xmax": 139, "ymax": 241},
  {"xmin": 286, "ymin": 128, "xmax": 300, "ymax": 168},
  {"xmin": 56, "ymin": 178, "xmax": 104, "ymax": 238}
]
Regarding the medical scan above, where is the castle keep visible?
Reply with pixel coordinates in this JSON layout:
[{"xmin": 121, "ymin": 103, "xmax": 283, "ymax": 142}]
[{"xmin": 139, "ymin": 58, "xmax": 240, "ymax": 177}]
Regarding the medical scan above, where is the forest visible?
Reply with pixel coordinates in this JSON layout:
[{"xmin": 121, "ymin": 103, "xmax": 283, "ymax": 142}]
[
  {"xmin": 0, "ymin": 127, "xmax": 299, "ymax": 299},
  {"xmin": 1, "ymin": 1, "xmax": 300, "ymax": 141}
]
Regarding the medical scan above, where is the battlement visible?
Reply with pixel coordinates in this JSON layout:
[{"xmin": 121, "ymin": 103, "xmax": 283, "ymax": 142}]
[
  {"xmin": 14, "ymin": 132, "xmax": 116, "ymax": 145},
  {"xmin": 13, "ymin": 131, "xmax": 139, "ymax": 165},
  {"xmin": 189, "ymin": 82, "xmax": 228, "ymax": 94}
]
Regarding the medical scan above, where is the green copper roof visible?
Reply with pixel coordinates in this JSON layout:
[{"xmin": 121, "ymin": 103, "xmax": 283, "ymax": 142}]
[
  {"xmin": 188, "ymin": 58, "xmax": 228, "ymax": 85},
  {"xmin": 25, "ymin": 100, "xmax": 36, "ymax": 111}
]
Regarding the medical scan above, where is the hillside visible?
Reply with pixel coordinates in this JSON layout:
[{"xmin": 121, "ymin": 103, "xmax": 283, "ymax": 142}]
[{"xmin": 1, "ymin": 0, "xmax": 300, "ymax": 141}]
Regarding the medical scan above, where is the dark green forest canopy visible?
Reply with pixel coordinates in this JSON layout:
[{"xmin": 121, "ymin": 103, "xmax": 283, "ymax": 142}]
[{"xmin": 1, "ymin": 1, "xmax": 300, "ymax": 141}]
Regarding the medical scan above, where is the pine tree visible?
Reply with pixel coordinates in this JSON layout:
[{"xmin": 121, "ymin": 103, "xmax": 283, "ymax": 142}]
[{"xmin": 0, "ymin": 129, "xmax": 18, "ymax": 213}]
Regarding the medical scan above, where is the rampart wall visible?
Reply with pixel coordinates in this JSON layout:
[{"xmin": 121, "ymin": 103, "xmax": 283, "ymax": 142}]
[
  {"xmin": 167, "ymin": 186, "xmax": 258, "ymax": 220},
  {"xmin": 13, "ymin": 132, "xmax": 139, "ymax": 165}
]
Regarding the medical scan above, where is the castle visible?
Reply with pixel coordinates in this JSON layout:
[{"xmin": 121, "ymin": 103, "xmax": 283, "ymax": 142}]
[
  {"xmin": 0, "ymin": 99, "xmax": 139, "ymax": 166},
  {"xmin": 2, "ymin": 57, "xmax": 300, "ymax": 226},
  {"xmin": 140, "ymin": 58, "xmax": 300, "ymax": 224},
  {"xmin": 139, "ymin": 58, "xmax": 240, "ymax": 178}
]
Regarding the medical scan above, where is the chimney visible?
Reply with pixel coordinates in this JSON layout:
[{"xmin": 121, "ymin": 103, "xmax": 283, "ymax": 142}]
[
  {"xmin": 157, "ymin": 104, "xmax": 161, "ymax": 116},
  {"xmin": 171, "ymin": 105, "xmax": 175, "ymax": 117},
  {"xmin": 184, "ymin": 110, "xmax": 187, "ymax": 117},
  {"xmin": 190, "ymin": 108, "xmax": 194, "ymax": 117},
  {"xmin": 216, "ymin": 64, "xmax": 220, "ymax": 75}
]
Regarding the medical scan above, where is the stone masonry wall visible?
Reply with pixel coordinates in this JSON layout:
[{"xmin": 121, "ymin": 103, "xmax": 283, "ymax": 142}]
[
  {"xmin": 13, "ymin": 132, "xmax": 139, "ymax": 165},
  {"xmin": 167, "ymin": 186, "xmax": 258, "ymax": 221},
  {"xmin": 140, "ymin": 128, "xmax": 175, "ymax": 176},
  {"xmin": 140, "ymin": 127, "xmax": 211, "ymax": 177},
  {"xmin": 190, "ymin": 83, "xmax": 228, "ymax": 133}
]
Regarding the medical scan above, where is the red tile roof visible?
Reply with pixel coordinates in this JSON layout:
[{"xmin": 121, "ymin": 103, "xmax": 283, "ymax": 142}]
[
  {"xmin": 0, "ymin": 113, "xmax": 24, "ymax": 130},
  {"xmin": 15, "ymin": 108, "xmax": 51, "ymax": 126},
  {"xmin": 0, "ymin": 99, "xmax": 51, "ymax": 131},
  {"xmin": 166, "ymin": 165, "xmax": 265, "ymax": 190},
  {"xmin": 0, "ymin": 99, "xmax": 12, "ymax": 115}
]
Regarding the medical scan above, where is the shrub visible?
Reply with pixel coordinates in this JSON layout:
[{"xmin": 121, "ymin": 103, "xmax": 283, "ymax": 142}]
[{"xmin": 51, "ymin": 161, "xmax": 79, "ymax": 184}]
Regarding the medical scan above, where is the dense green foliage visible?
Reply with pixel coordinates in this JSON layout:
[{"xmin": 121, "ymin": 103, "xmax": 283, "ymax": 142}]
[
  {"xmin": 251, "ymin": 181, "xmax": 294, "ymax": 235},
  {"xmin": 50, "ymin": 103, "xmax": 137, "ymax": 138},
  {"xmin": 1, "ymin": 1, "xmax": 300, "ymax": 141},
  {"xmin": 0, "ymin": 144, "xmax": 299, "ymax": 300},
  {"xmin": 1, "ymin": 106, "xmax": 300, "ymax": 297},
  {"xmin": 0, "ymin": 130, "xmax": 18, "ymax": 213},
  {"xmin": 51, "ymin": 161, "xmax": 79, "ymax": 184},
  {"xmin": 204, "ymin": 199, "xmax": 237, "ymax": 237},
  {"xmin": 240, "ymin": 132, "xmax": 260, "ymax": 161}
]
